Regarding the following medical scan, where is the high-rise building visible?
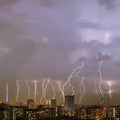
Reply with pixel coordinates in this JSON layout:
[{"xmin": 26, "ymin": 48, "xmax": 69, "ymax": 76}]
[
  {"xmin": 65, "ymin": 95, "xmax": 74, "ymax": 111},
  {"xmin": 9, "ymin": 106, "xmax": 16, "ymax": 120},
  {"xmin": 51, "ymin": 98, "xmax": 56, "ymax": 108},
  {"xmin": 57, "ymin": 105, "xmax": 65, "ymax": 116}
]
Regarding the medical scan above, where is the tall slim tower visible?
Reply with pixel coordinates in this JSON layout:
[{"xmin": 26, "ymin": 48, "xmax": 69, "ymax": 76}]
[
  {"xmin": 5, "ymin": 83, "xmax": 8, "ymax": 103},
  {"xmin": 65, "ymin": 95, "xmax": 74, "ymax": 111},
  {"xmin": 0, "ymin": 79, "xmax": 3, "ymax": 101}
]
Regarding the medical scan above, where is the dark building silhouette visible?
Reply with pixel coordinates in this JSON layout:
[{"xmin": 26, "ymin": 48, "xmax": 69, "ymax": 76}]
[
  {"xmin": 65, "ymin": 95, "xmax": 74, "ymax": 111},
  {"xmin": 27, "ymin": 99, "xmax": 34, "ymax": 109},
  {"xmin": 51, "ymin": 98, "xmax": 56, "ymax": 108}
]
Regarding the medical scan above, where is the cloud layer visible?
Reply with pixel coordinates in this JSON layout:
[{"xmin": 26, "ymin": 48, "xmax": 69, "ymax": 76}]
[{"xmin": 0, "ymin": 0, "xmax": 120, "ymax": 104}]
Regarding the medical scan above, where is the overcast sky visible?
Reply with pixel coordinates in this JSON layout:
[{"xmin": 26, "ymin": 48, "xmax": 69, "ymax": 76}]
[{"xmin": 0, "ymin": 0, "xmax": 120, "ymax": 104}]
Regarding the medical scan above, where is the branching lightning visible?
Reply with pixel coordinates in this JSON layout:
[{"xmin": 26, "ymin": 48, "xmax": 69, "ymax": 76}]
[
  {"xmin": 43, "ymin": 79, "xmax": 50, "ymax": 103},
  {"xmin": 49, "ymin": 79, "xmax": 56, "ymax": 99},
  {"xmin": 15, "ymin": 80, "xmax": 20, "ymax": 102},
  {"xmin": 98, "ymin": 60, "xmax": 104, "ymax": 97},
  {"xmin": 108, "ymin": 81, "xmax": 112, "ymax": 100},
  {"xmin": 79, "ymin": 77, "xmax": 86, "ymax": 104},
  {"xmin": 63, "ymin": 61, "xmax": 85, "ymax": 97},
  {"xmin": 26, "ymin": 80, "xmax": 30, "ymax": 99},
  {"xmin": 40, "ymin": 79, "xmax": 50, "ymax": 104},
  {"xmin": 56, "ymin": 81, "xmax": 64, "ymax": 103},
  {"xmin": 94, "ymin": 80, "xmax": 99, "ymax": 96},
  {"xmin": 40, "ymin": 79, "xmax": 46, "ymax": 104},
  {"xmin": 33, "ymin": 80, "xmax": 37, "ymax": 103},
  {"xmin": 40, "ymin": 78, "xmax": 56, "ymax": 103}
]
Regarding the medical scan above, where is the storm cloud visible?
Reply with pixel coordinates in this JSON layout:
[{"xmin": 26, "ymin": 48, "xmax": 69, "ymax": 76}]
[{"xmin": 0, "ymin": 0, "xmax": 120, "ymax": 104}]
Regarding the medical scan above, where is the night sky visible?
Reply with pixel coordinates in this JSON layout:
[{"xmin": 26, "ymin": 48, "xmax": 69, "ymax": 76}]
[{"xmin": 0, "ymin": 0, "xmax": 120, "ymax": 105}]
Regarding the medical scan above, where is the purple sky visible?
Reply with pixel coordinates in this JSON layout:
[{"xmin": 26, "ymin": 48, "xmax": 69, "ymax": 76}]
[{"xmin": 0, "ymin": 0, "xmax": 120, "ymax": 104}]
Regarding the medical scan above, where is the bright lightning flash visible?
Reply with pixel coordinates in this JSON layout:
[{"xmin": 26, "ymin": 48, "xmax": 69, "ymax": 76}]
[
  {"xmin": 15, "ymin": 80, "xmax": 20, "ymax": 103},
  {"xmin": 26, "ymin": 80, "xmax": 30, "ymax": 99},
  {"xmin": 108, "ymin": 81, "xmax": 112, "ymax": 100},
  {"xmin": 63, "ymin": 61, "xmax": 85, "ymax": 97},
  {"xmin": 79, "ymin": 77, "xmax": 86, "ymax": 104},
  {"xmin": 33, "ymin": 80, "xmax": 37, "ymax": 103},
  {"xmin": 98, "ymin": 60, "xmax": 104, "ymax": 98}
]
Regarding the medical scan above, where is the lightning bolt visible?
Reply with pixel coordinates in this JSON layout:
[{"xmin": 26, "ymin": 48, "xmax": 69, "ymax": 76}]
[
  {"xmin": 26, "ymin": 80, "xmax": 30, "ymax": 99},
  {"xmin": 79, "ymin": 77, "xmax": 85, "ymax": 104},
  {"xmin": 33, "ymin": 80, "xmax": 37, "ymax": 103},
  {"xmin": 56, "ymin": 81, "xmax": 64, "ymax": 103},
  {"xmin": 98, "ymin": 60, "xmax": 104, "ymax": 98},
  {"xmin": 40, "ymin": 79, "xmax": 46, "ymax": 104},
  {"xmin": 108, "ymin": 81, "xmax": 112, "ymax": 100},
  {"xmin": 49, "ymin": 79, "xmax": 56, "ymax": 99},
  {"xmin": 15, "ymin": 80, "xmax": 20, "ymax": 102},
  {"xmin": 94, "ymin": 79, "xmax": 99, "ymax": 96},
  {"xmin": 63, "ymin": 61, "xmax": 85, "ymax": 97},
  {"xmin": 43, "ymin": 79, "xmax": 50, "ymax": 103},
  {"xmin": 40, "ymin": 79, "xmax": 50, "ymax": 104}
]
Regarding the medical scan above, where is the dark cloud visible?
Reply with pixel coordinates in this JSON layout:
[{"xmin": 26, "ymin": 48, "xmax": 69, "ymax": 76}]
[
  {"xmin": 98, "ymin": 0, "xmax": 118, "ymax": 9},
  {"xmin": 0, "ymin": 18, "xmax": 26, "ymax": 37},
  {"xmin": 0, "ymin": 39, "xmax": 36, "ymax": 79},
  {"xmin": 79, "ymin": 20, "xmax": 120, "ymax": 31},
  {"xmin": 39, "ymin": 0, "xmax": 56, "ymax": 7},
  {"xmin": 115, "ymin": 61, "xmax": 120, "ymax": 66},
  {"xmin": 0, "ymin": 0, "xmax": 18, "ymax": 6},
  {"xmin": 0, "ymin": 19, "xmax": 12, "ymax": 32},
  {"xmin": 76, "ymin": 57, "xmax": 86, "ymax": 63},
  {"xmin": 97, "ymin": 52, "xmax": 110, "ymax": 61},
  {"xmin": 109, "ymin": 37, "xmax": 120, "ymax": 48},
  {"xmin": 79, "ymin": 20, "xmax": 102, "ymax": 30}
]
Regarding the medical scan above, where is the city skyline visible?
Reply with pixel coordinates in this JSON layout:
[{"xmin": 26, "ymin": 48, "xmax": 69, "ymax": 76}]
[{"xmin": 0, "ymin": 0, "xmax": 120, "ymax": 104}]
